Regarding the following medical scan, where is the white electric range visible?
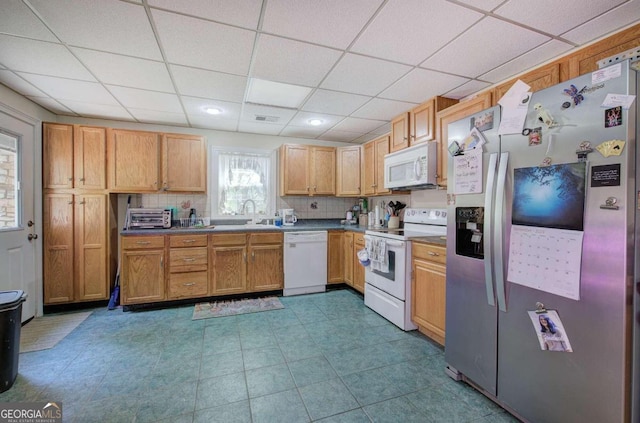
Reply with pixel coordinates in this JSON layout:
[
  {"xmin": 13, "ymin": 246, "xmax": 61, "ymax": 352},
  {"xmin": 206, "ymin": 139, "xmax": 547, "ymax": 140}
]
[{"xmin": 363, "ymin": 208, "xmax": 447, "ymax": 330}]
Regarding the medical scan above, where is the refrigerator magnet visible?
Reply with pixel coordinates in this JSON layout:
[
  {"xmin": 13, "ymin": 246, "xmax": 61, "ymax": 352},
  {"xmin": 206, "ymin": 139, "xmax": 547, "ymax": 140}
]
[
  {"xmin": 534, "ymin": 103, "xmax": 556, "ymax": 128},
  {"xmin": 605, "ymin": 107, "xmax": 622, "ymax": 127},
  {"xmin": 528, "ymin": 309, "xmax": 573, "ymax": 352}
]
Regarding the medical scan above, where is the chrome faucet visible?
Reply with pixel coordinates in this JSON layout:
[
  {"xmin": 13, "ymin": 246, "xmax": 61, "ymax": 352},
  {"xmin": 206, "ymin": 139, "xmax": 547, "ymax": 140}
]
[{"xmin": 241, "ymin": 199, "xmax": 257, "ymax": 223}]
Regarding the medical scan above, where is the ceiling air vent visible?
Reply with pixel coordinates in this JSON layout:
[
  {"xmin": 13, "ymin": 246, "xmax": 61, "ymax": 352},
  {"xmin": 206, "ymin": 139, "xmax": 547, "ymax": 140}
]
[{"xmin": 254, "ymin": 115, "xmax": 280, "ymax": 123}]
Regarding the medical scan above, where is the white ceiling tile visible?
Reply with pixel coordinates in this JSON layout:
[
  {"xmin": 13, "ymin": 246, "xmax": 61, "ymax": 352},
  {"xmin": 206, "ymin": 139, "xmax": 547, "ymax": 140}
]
[
  {"xmin": 301, "ymin": 89, "xmax": 371, "ymax": 116},
  {"xmin": 171, "ymin": 65, "xmax": 246, "ymax": 102},
  {"xmin": 128, "ymin": 108, "xmax": 188, "ymax": 126},
  {"xmin": 352, "ymin": 134, "xmax": 378, "ymax": 144},
  {"xmin": 189, "ymin": 115, "xmax": 238, "ymax": 131},
  {"xmin": 182, "ymin": 96, "xmax": 241, "ymax": 119},
  {"xmin": 288, "ymin": 111, "xmax": 344, "ymax": 128},
  {"xmin": 152, "ymin": 10, "xmax": 255, "ymax": 75},
  {"xmin": 26, "ymin": 96, "xmax": 76, "ymax": 115},
  {"xmin": 445, "ymin": 80, "xmax": 492, "ymax": 99},
  {"xmin": 453, "ymin": 0, "xmax": 505, "ymax": 12},
  {"xmin": 57, "ymin": 100, "xmax": 133, "ymax": 120},
  {"xmin": 320, "ymin": 129, "xmax": 363, "ymax": 142},
  {"xmin": 332, "ymin": 117, "xmax": 386, "ymax": 133},
  {"xmin": 561, "ymin": 5, "xmax": 640, "ymax": 44},
  {"xmin": 251, "ymin": 35, "xmax": 342, "ymax": 86},
  {"xmin": 238, "ymin": 121, "xmax": 285, "ymax": 135},
  {"xmin": 369, "ymin": 122, "xmax": 391, "ymax": 135},
  {"xmin": 495, "ymin": 0, "xmax": 627, "ymax": 36},
  {"xmin": 0, "ymin": 0, "xmax": 57, "ymax": 41},
  {"xmin": 352, "ymin": 0, "xmax": 483, "ymax": 65},
  {"xmin": 72, "ymin": 48, "xmax": 174, "ymax": 92},
  {"xmin": 18, "ymin": 73, "xmax": 119, "ymax": 104},
  {"xmin": 242, "ymin": 104, "xmax": 297, "ymax": 124},
  {"xmin": 351, "ymin": 98, "xmax": 416, "ymax": 121},
  {"xmin": 246, "ymin": 79, "xmax": 312, "ymax": 109},
  {"xmin": 321, "ymin": 54, "xmax": 412, "ymax": 96},
  {"xmin": 0, "ymin": 70, "xmax": 48, "ymax": 97},
  {"xmin": 0, "ymin": 36, "xmax": 95, "ymax": 81},
  {"xmin": 262, "ymin": 0, "xmax": 384, "ymax": 49},
  {"xmin": 421, "ymin": 17, "xmax": 550, "ymax": 78},
  {"xmin": 29, "ymin": 0, "xmax": 162, "ymax": 60},
  {"xmin": 107, "ymin": 86, "xmax": 182, "ymax": 113},
  {"xmin": 148, "ymin": 0, "xmax": 263, "ymax": 29},
  {"xmin": 280, "ymin": 125, "xmax": 325, "ymax": 138},
  {"xmin": 479, "ymin": 40, "xmax": 573, "ymax": 84},
  {"xmin": 380, "ymin": 69, "xmax": 469, "ymax": 103}
]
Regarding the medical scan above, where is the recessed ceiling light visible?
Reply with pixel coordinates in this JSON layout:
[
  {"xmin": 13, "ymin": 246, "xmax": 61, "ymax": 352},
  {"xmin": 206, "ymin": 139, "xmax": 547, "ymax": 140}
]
[
  {"xmin": 308, "ymin": 119, "xmax": 323, "ymax": 126},
  {"xmin": 205, "ymin": 107, "xmax": 222, "ymax": 115}
]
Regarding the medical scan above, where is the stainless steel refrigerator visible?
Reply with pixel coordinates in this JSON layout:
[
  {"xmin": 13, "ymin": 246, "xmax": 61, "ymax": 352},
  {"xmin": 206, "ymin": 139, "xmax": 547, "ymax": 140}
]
[{"xmin": 444, "ymin": 60, "xmax": 639, "ymax": 423}]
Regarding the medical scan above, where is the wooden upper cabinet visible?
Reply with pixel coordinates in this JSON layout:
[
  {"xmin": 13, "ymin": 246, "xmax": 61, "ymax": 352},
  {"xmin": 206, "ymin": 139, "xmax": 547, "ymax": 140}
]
[
  {"xmin": 493, "ymin": 63, "xmax": 560, "ymax": 103},
  {"xmin": 362, "ymin": 135, "xmax": 390, "ymax": 196},
  {"xmin": 279, "ymin": 144, "xmax": 335, "ymax": 196},
  {"xmin": 410, "ymin": 96, "xmax": 459, "ymax": 146},
  {"xmin": 107, "ymin": 129, "xmax": 160, "ymax": 192},
  {"xmin": 43, "ymin": 123, "xmax": 74, "ymax": 189},
  {"xmin": 162, "ymin": 133, "xmax": 206, "ymax": 192},
  {"xmin": 390, "ymin": 113, "xmax": 409, "ymax": 153},
  {"xmin": 74, "ymin": 126, "xmax": 106, "ymax": 190},
  {"xmin": 436, "ymin": 92, "xmax": 492, "ymax": 187},
  {"xmin": 336, "ymin": 145, "xmax": 361, "ymax": 197},
  {"xmin": 374, "ymin": 136, "xmax": 390, "ymax": 195}
]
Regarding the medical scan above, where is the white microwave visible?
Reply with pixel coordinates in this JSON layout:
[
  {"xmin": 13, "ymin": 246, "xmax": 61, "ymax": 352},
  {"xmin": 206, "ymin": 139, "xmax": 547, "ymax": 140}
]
[{"xmin": 384, "ymin": 142, "xmax": 437, "ymax": 190}]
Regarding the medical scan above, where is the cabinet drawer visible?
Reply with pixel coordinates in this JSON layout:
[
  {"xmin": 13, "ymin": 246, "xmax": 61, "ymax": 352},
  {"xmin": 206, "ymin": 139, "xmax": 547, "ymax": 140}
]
[
  {"xmin": 210, "ymin": 233, "xmax": 246, "ymax": 246},
  {"xmin": 170, "ymin": 247, "xmax": 208, "ymax": 271},
  {"xmin": 170, "ymin": 234, "xmax": 207, "ymax": 248},
  {"xmin": 412, "ymin": 242, "xmax": 446, "ymax": 265},
  {"xmin": 249, "ymin": 232, "xmax": 282, "ymax": 245},
  {"xmin": 168, "ymin": 271, "xmax": 208, "ymax": 299},
  {"xmin": 122, "ymin": 235, "xmax": 165, "ymax": 250}
]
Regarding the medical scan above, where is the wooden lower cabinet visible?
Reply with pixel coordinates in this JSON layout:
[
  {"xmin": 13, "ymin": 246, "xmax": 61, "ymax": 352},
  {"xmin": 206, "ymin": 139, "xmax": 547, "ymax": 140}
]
[
  {"xmin": 327, "ymin": 231, "xmax": 343, "ymax": 284},
  {"xmin": 352, "ymin": 233, "xmax": 365, "ymax": 294},
  {"xmin": 411, "ymin": 241, "xmax": 447, "ymax": 345},
  {"xmin": 168, "ymin": 234, "xmax": 208, "ymax": 300},
  {"xmin": 248, "ymin": 233, "xmax": 284, "ymax": 291},
  {"xmin": 341, "ymin": 231, "xmax": 365, "ymax": 293},
  {"xmin": 121, "ymin": 235, "xmax": 166, "ymax": 305},
  {"xmin": 343, "ymin": 232, "xmax": 354, "ymax": 286}
]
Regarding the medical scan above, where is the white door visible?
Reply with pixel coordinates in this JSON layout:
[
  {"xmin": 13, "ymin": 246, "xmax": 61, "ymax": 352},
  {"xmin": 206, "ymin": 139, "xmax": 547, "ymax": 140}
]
[{"xmin": 0, "ymin": 109, "xmax": 38, "ymax": 322}]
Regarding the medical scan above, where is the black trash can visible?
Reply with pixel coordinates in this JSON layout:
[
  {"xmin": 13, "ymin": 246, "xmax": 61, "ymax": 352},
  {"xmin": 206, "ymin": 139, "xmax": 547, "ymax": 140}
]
[{"xmin": 0, "ymin": 290, "xmax": 27, "ymax": 393}]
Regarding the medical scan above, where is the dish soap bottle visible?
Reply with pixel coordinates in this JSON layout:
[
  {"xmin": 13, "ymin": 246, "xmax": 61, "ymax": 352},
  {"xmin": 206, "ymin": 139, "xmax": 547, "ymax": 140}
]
[{"xmin": 189, "ymin": 208, "xmax": 197, "ymax": 226}]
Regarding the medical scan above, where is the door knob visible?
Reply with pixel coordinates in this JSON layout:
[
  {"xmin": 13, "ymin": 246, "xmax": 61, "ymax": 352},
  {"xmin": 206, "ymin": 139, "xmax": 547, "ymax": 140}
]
[
  {"xmin": 27, "ymin": 233, "xmax": 38, "ymax": 241},
  {"xmin": 27, "ymin": 220, "xmax": 34, "ymax": 227}
]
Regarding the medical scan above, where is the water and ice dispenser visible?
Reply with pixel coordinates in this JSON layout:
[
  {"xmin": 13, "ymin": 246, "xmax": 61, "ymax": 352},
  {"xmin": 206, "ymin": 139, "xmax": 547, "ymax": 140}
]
[{"xmin": 455, "ymin": 207, "xmax": 484, "ymax": 259}]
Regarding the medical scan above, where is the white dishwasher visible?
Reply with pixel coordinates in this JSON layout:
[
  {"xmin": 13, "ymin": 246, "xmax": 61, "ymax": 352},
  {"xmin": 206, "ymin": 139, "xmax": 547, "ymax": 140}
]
[{"xmin": 283, "ymin": 231, "xmax": 328, "ymax": 296}]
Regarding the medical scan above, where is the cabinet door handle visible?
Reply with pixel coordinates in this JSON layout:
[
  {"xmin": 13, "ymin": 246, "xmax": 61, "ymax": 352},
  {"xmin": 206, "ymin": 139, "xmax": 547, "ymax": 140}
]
[
  {"xmin": 428, "ymin": 251, "xmax": 439, "ymax": 256},
  {"xmin": 252, "ymin": 251, "xmax": 255, "ymax": 261},
  {"xmin": 68, "ymin": 177, "xmax": 73, "ymax": 181},
  {"xmin": 243, "ymin": 252, "xmax": 247, "ymax": 262},
  {"xmin": 182, "ymin": 257, "xmax": 196, "ymax": 262},
  {"xmin": 79, "ymin": 177, "xmax": 85, "ymax": 182},
  {"xmin": 183, "ymin": 282, "xmax": 196, "ymax": 286},
  {"xmin": 182, "ymin": 239, "xmax": 196, "ymax": 244},
  {"xmin": 160, "ymin": 257, "xmax": 163, "ymax": 267},
  {"xmin": 136, "ymin": 241, "xmax": 150, "ymax": 245}
]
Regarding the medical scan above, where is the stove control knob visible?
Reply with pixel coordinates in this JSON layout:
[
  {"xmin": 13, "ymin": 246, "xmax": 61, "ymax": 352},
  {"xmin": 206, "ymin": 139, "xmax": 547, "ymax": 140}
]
[{"xmin": 441, "ymin": 211, "xmax": 447, "ymax": 218}]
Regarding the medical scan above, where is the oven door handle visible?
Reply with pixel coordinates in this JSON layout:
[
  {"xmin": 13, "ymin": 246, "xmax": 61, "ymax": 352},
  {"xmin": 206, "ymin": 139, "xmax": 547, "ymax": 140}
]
[{"xmin": 363, "ymin": 235, "xmax": 404, "ymax": 248}]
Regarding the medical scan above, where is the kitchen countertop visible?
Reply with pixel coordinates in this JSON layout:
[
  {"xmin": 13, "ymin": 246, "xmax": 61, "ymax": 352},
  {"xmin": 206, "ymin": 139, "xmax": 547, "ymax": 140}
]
[
  {"xmin": 121, "ymin": 219, "xmax": 368, "ymax": 235},
  {"xmin": 411, "ymin": 235, "xmax": 447, "ymax": 246}
]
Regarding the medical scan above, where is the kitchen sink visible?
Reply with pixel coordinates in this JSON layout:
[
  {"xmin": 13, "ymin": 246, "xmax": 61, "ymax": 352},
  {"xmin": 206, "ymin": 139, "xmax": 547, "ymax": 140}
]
[{"xmin": 213, "ymin": 224, "xmax": 279, "ymax": 231}]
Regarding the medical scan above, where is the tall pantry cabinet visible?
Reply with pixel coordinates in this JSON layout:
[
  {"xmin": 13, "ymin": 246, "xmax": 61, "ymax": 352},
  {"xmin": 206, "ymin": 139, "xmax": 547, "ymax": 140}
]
[{"xmin": 43, "ymin": 123, "xmax": 117, "ymax": 305}]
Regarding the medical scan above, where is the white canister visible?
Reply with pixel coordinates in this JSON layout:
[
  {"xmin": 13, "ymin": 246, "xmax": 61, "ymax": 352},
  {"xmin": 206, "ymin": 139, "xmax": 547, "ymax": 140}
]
[{"xmin": 346, "ymin": 211, "xmax": 353, "ymax": 221}]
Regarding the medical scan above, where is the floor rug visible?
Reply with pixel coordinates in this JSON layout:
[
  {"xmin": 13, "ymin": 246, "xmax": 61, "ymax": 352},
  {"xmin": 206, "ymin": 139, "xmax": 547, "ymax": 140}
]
[
  {"xmin": 20, "ymin": 311, "xmax": 92, "ymax": 353},
  {"xmin": 192, "ymin": 296, "xmax": 284, "ymax": 320}
]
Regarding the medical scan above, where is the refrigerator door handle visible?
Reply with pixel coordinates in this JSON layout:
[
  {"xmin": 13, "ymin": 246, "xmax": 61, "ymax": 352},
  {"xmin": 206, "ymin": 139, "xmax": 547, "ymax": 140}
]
[
  {"xmin": 483, "ymin": 153, "xmax": 498, "ymax": 307},
  {"xmin": 494, "ymin": 151, "xmax": 509, "ymax": 312}
]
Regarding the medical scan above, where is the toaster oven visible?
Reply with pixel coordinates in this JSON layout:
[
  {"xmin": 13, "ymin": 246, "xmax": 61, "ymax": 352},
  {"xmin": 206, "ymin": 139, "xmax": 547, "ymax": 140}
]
[{"xmin": 126, "ymin": 208, "xmax": 172, "ymax": 229}]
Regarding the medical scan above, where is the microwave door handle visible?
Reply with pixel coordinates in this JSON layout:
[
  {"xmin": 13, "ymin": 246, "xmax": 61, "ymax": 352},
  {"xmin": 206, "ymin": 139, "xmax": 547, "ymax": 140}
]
[{"xmin": 414, "ymin": 157, "xmax": 422, "ymax": 179}]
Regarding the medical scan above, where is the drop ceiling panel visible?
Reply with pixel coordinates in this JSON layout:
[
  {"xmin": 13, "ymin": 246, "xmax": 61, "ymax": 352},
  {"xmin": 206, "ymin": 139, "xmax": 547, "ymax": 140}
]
[
  {"xmin": 189, "ymin": 115, "xmax": 238, "ymax": 131},
  {"xmin": 0, "ymin": 71, "xmax": 48, "ymax": 97},
  {"xmin": 320, "ymin": 129, "xmax": 362, "ymax": 142},
  {"xmin": 422, "ymin": 17, "xmax": 550, "ymax": 78},
  {"xmin": 494, "ymin": 0, "xmax": 628, "ymax": 36},
  {"xmin": 246, "ymin": 79, "xmax": 311, "ymax": 109},
  {"xmin": 0, "ymin": 36, "xmax": 95, "ymax": 81},
  {"xmin": 171, "ymin": 65, "xmax": 246, "ymax": 102},
  {"xmin": 288, "ymin": 111, "xmax": 343, "ymax": 128},
  {"xmin": 480, "ymin": 40, "xmax": 573, "ymax": 83},
  {"xmin": 251, "ymin": 35, "xmax": 342, "ymax": 86},
  {"xmin": 380, "ymin": 69, "xmax": 469, "ymax": 103},
  {"xmin": 333, "ymin": 117, "xmax": 386, "ymax": 133},
  {"xmin": 562, "ymin": 5, "xmax": 640, "ymax": 44},
  {"xmin": 0, "ymin": 0, "xmax": 57, "ymax": 41},
  {"xmin": 128, "ymin": 108, "xmax": 188, "ymax": 126},
  {"xmin": 182, "ymin": 96, "xmax": 242, "ymax": 119},
  {"xmin": 301, "ymin": 90, "xmax": 371, "ymax": 116},
  {"xmin": 57, "ymin": 100, "xmax": 133, "ymax": 120},
  {"xmin": 321, "ymin": 54, "xmax": 412, "ymax": 96},
  {"xmin": 445, "ymin": 80, "xmax": 492, "ymax": 99},
  {"xmin": 351, "ymin": 98, "xmax": 417, "ymax": 121},
  {"xmin": 280, "ymin": 125, "xmax": 326, "ymax": 138},
  {"xmin": 453, "ymin": 0, "xmax": 505, "ymax": 12},
  {"xmin": 107, "ymin": 86, "xmax": 183, "ymax": 113},
  {"xmin": 152, "ymin": 10, "xmax": 255, "ymax": 75},
  {"xmin": 148, "ymin": 0, "xmax": 263, "ymax": 29},
  {"xmin": 18, "ymin": 73, "xmax": 119, "ymax": 104},
  {"xmin": 26, "ymin": 96, "xmax": 75, "ymax": 115},
  {"xmin": 369, "ymin": 122, "xmax": 391, "ymax": 135},
  {"xmin": 238, "ymin": 121, "xmax": 286, "ymax": 135},
  {"xmin": 261, "ymin": 0, "xmax": 384, "ymax": 49},
  {"xmin": 29, "ymin": 0, "xmax": 162, "ymax": 60},
  {"xmin": 72, "ymin": 48, "xmax": 174, "ymax": 92},
  {"xmin": 351, "ymin": 0, "xmax": 483, "ymax": 65}
]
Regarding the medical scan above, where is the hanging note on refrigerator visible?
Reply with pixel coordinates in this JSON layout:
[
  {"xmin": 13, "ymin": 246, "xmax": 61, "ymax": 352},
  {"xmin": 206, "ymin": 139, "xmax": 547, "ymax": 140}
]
[
  {"xmin": 528, "ymin": 310, "xmax": 573, "ymax": 352},
  {"xmin": 453, "ymin": 149, "xmax": 483, "ymax": 194},
  {"xmin": 507, "ymin": 225, "xmax": 583, "ymax": 300}
]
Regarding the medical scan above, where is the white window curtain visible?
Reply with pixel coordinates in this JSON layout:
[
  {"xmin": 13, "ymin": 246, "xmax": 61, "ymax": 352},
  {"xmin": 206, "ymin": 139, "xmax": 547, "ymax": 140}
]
[{"xmin": 213, "ymin": 149, "xmax": 274, "ymax": 217}]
